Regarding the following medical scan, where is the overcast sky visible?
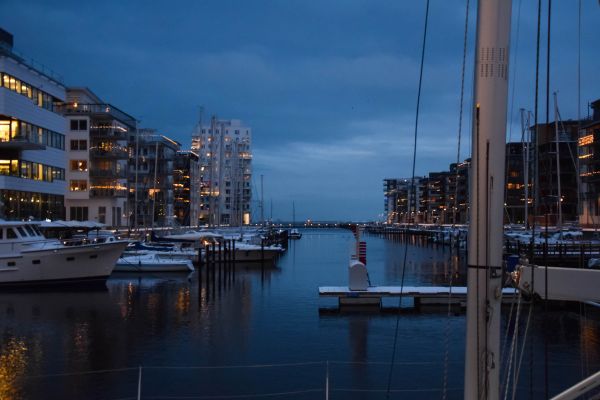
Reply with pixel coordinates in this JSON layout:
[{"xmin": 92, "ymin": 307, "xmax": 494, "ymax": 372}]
[{"xmin": 2, "ymin": 1, "xmax": 599, "ymax": 221}]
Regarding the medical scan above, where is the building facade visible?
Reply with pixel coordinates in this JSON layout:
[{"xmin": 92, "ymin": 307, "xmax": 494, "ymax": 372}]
[
  {"xmin": 579, "ymin": 99, "xmax": 600, "ymax": 227},
  {"xmin": 173, "ymin": 150, "xmax": 200, "ymax": 226},
  {"xmin": 531, "ymin": 120, "xmax": 579, "ymax": 224},
  {"xmin": 58, "ymin": 87, "xmax": 134, "ymax": 226},
  {"xmin": 505, "ymin": 142, "xmax": 528, "ymax": 224},
  {"xmin": 0, "ymin": 29, "xmax": 66, "ymax": 220},
  {"xmin": 129, "ymin": 129, "xmax": 180, "ymax": 227},
  {"xmin": 192, "ymin": 118, "xmax": 252, "ymax": 226}
]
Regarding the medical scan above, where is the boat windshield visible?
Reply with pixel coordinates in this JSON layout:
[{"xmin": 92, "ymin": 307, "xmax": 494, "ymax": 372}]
[
  {"xmin": 25, "ymin": 225, "xmax": 36, "ymax": 236},
  {"xmin": 17, "ymin": 226, "xmax": 28, "ymax": 237}
]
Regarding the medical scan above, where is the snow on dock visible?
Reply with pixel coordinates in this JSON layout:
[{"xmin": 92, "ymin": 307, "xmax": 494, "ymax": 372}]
[{"xmin": 318, "ymin": 286, "xmax": 519, "ymax": 307}]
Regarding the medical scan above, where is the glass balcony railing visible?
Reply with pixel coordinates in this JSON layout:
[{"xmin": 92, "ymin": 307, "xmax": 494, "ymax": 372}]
[
  {"xmin": 89, "ymin": 169, "xmax": 126, "ymax": 179},
  {"xmin": 90, "ymin": 188, "xmax": 127, "ymax": 198},
  {"xmin": 89, "ymin": 147, "xmax": 128, "ymax": 159}
]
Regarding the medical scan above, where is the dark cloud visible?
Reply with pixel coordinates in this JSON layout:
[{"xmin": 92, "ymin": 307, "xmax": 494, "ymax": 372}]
[{"xmin": 2, "ymin": 0, "xmax": 599, "ymax": 220}]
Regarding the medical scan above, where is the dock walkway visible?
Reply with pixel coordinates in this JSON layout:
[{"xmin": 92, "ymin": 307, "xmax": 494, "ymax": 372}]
[{"xmin": 319, "ymin": 286, "xmax": 519, "ymax": 307}]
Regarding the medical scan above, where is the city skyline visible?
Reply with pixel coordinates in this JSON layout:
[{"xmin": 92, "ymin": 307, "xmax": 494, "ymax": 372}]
[{"xmin": 2, "ymin": 1, "xmax": 600, "ymax": 221}]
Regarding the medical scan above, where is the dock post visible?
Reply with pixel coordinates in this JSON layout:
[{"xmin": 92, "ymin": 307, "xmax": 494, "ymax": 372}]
[
  {"xmin": 137, "ymin": 365, "xmax": 142, "ymax": 400},
  {"xmin": 211, "ymin": 242, "xmax": 216, "ymax": 287},
  {"xmin": 218, "ymin": 241, "xmax": 222, "ymax": 289},
  {"xmin": 261, "ymin": 238, "xmax": 265, "ymax": 270},
  {"xmin": 232, "ymin": 239, "xmax": 236, "ymax": 281},
  {"xmin": 198, "ymin": 245, "xmax": 203, "ymax": 271},
  {"xmin": 325, "ymin": 361, "xmax": 329, "ymax": 400}
]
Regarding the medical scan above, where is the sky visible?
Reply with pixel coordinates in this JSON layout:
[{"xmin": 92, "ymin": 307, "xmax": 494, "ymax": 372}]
[{"xmin": 2, "ymin": 1, "xmax": 600, "ymax": 222}]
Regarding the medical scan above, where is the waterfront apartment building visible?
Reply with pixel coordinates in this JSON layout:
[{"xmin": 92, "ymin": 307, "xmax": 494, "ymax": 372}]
[
  {"xmin": 0, "ymin": 29, "xmax": 66, "ymax": 220},
  {"xmin": 505, "ymin": 142, "xmax": 528, "ymax": 224},
  {"xmin": 579, "ymin": 99, "xmax": 600, "ymax": 227},
  {"xmin": 531, "ymin": 120, "xmax": 579, "ymax": 224},
  {"xmin": 444, "ymin": 160, "xmax": 470, "ymax": 224},
  {"xmin": 173, "ymin": 150, "xmax": 200, "ymax": 226},
  {"xmin": 383, "ymin": 177, "xmax": 428, "ymax": 223},
  {"xmin": 192, "ymin": 118, "xmax": 252, "ymax": 226},
  {"xmin": 129, "ymin": 129, "xmax": 180, "ymax": 227},
  {"xmin": 58, "ymin": 87, "xmax": 135, "ymax": 226}
]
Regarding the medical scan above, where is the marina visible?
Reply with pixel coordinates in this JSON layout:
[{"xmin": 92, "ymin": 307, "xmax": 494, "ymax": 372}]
[
  {"xmin": 1, "ymin": 0, "xmax": 600, "ymax": 398},
  {"xmin": 0, "ymin": 229, "xmax": 599, "ymax": 399}
]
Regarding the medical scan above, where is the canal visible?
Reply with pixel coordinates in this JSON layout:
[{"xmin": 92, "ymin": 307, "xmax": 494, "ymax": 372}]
[{"xmin": 0, "ymin": 228, "xmax": 599, "ymax": 399}]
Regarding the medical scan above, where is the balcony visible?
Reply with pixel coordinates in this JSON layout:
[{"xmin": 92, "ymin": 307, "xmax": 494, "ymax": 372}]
[
  {"xmin": 89, "ymin": 169, "xmax": 127, "ymax": 179},
  {"xmin": 90, "ymin": 128, "xmax": 128, "ymax": 141},
  {"xmin": 55, "ymin": 103, "xmax": 135, "ymax": 127},
  {"xmin": 89, "ymin": 147, "xmax": 128, "ymax": 159},
  {"xmin": 0, "ymin": 135, "xmax": 45, "ymax": 150},
  {"xmin": 90, "ymin": 188, "xmax": 127, "ymax": 198}
]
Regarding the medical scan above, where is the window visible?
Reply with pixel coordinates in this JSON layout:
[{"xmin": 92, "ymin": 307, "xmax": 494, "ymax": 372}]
[
  {"xmin": 7, "ymin": 228, "xmax": 17, "ymax": 239},
  {"xmin": 70, "ymin": 160, "xmax": 88, "ymax": 172},
  {"xmin": 70, "ymin": 140, "xmax": 87, "ymax": 151},
  {"xmin": 69, "ymin": 180, "xmax": 88, "ymax": 191},
  {"xmin": 70, "ymin": 207, "xmax": 88, "ymax": 221},
  {"xmin": 0, "ymin": 72, "xmax": 59, "ymax": 112},
  {"xmin": 17, "ymin": 227, "xmax": 28, "ymax": 237},
  {"xmin": 24, "ymin": 225, "xmax": 35, "ymax": 236},
  {"xmin": 70, "ymin": 119, "xmax": 87, "ymax": 131},
  {"xmin": 98, "ymin": 206, "xmax": 106, "ymax": 224}
]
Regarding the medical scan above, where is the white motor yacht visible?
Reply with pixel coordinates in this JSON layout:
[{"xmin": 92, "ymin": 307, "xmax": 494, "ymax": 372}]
[
  {"xmin": 0, "ymin": 221, "xmax": 128, "ymax": 287},
  {"xmin": 114, "ymin": 253, "xmax": 194, "ymax": 272}
]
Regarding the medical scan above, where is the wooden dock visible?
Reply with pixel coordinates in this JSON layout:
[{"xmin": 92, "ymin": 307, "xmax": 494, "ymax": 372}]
[{"xmin": 319, "ymin": 286, "xmax": 520, "ymax": 308}]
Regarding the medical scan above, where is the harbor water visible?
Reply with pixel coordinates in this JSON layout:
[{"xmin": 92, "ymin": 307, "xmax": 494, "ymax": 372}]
[{"xmin": 0, "ymin": 229, "xmax": 599, "ymax": 399}]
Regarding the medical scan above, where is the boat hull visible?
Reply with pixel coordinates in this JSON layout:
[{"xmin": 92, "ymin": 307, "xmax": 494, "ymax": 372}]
[
  {"xmin": 114, "ymin": 258, "xmax": 194, "ymax": 273},
  {"xmin": 0, "ymin": 241, "xmax": 128, "ymax": 287}
]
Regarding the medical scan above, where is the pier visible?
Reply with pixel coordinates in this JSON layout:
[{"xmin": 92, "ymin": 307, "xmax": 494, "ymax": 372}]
[{"xmin": 318, "ymin": 286, "xmax": 520, "ymax": 308}]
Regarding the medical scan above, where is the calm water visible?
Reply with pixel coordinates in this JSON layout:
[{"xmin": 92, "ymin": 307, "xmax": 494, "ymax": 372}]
[{"xmin": 0, "ymin": 229, "xmax": 599, "ymax": 399}]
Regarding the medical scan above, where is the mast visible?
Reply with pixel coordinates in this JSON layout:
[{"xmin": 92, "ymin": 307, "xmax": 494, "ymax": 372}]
[
  {"xmin": 553, "ymin": 92, "xmax": 562, "ymax": 234},
  {"xmin": 260, "ymin": 174, "xmax": 264, "ymax": 227},
  {"xmin": 151, "ymin": 139, "xmax": 159, "ymax": 228},
  {"xmin": 208, "ymin": 116, "xmax": 216, "ymax": 228},
  {"xmin": 464, "ymin": 1, "xmax": 512, "ymax": 399},
  {"xmin": 134, "ymin": 120, "xmax": 139, "ymax": 229},
  {"xmin": 520, "ymin": 109, "xmax": 530, "ymax": 227}
]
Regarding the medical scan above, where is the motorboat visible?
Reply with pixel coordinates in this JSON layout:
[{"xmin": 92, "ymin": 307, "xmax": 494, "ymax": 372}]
[
  {"xmin": 289, "ymin": 228, "xmax": 302, "ymax": 239},
  {"xmin": 114, "ymin": 252, "xmax": 194, "ymax": 273},
  {"xmin": 0, "ymin": 220, "xmax": 128, "ymax": 287}
]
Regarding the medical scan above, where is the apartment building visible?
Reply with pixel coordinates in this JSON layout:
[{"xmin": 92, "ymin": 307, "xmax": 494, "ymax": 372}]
[
  {"xmin": 173, "ymin": 150, "xmax": 200, "ymax": 226},
  {"xmin": 129, "ymin": 129, "xmax": 180, "ymax": 227},
  {"xmin": 192, "ymin": 118, "xmax": 252, "ymax": 226},
  {"xmin": 58, "ymin": 87, "xmax": 135, "ymax": 226},
  {"xmin": 0, "ymin": 29, "xmax": 67, "ymax": 220}
]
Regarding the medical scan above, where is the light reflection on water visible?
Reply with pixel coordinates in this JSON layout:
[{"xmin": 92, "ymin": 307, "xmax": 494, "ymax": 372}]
[{"xmin": 0, "ymin": 229, "xmax": 598, "ymax": 399}]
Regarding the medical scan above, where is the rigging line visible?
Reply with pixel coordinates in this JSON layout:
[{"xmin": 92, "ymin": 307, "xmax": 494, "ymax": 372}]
[
  {"xmin": 444, "ymin": 1, "xmax": 470, "ymax": 398},
  {"xmin": 385, "ymin": 0, "xmax": 430, "ymax": 398},
  {"xmin": 475, "ymin": 105, "xmax": 482, "ymax": 400},
  {"xmin": 530, "ymin": 0, "xmax": 542, "ymax": 263},
  {"xmin": 452, "ymin": 0, "xmax": 470, "ymax": 228},
  {"xmin": 512, "ymin": 298, "xmax": 534, "ymax": 400},
  {"xmin": 544, "ymin": 1, "xmax": 552, "ymax": 399},
  {"xmin": 504, "ymin": 0, "xmax": 524, "ymax": 224},
  {"xmin": 484, "ymin": 141, "xmax": 491, "ymax": 400},
  {"xmin": 502, "ymin": 289, "xmax": 523, "ymax": 400},
  {"xmin": 528, "ymin": 0, "xmax": 543, "ymax": 397}
]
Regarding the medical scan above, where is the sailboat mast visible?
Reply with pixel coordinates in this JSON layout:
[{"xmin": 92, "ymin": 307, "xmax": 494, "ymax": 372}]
[
  {"xmin": 554, "ymin": 92, "xmax": 562, "ymax": 233},
  {"xmin": 520, "ymin": 109, "xmax": 530, "ymax": 227},
  {"xmin": 464, "ymin": 1, "xmax": 512, "ymax": 399}
]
